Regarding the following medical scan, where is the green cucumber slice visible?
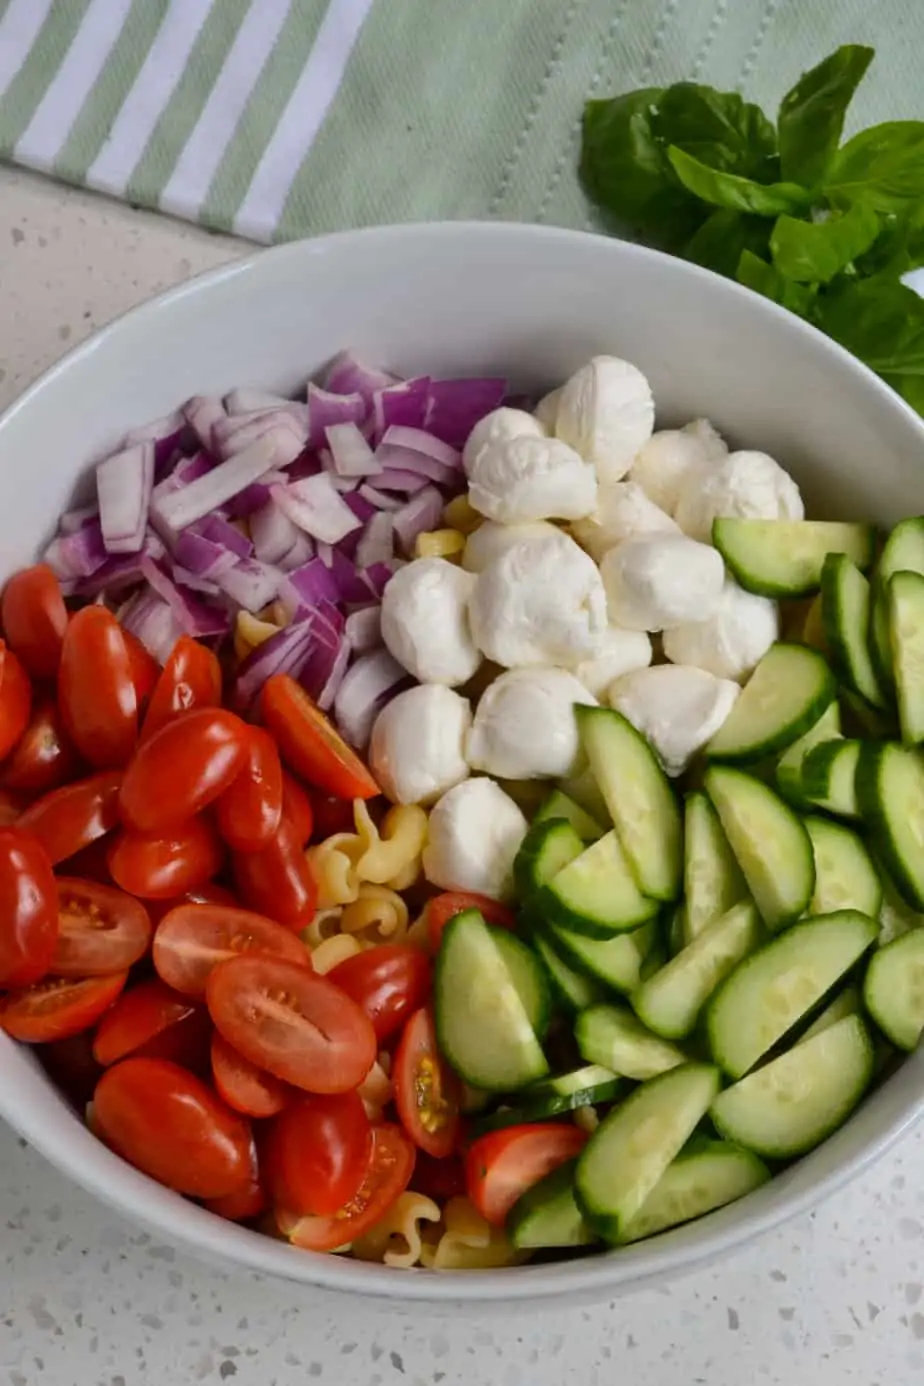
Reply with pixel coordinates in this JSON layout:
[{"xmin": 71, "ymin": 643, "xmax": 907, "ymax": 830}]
[
  {"xmin": 492, "ymin": 930, "xmax": 553, "ymax": 1040},
  {"xmin": 856, "ymin": 741, "xmax": 924, "ymax": 910},
  {"xmin": 863, "ymin": 930, "xmax": 924, "ymax": 1050},
  {"xmin": 889, "ymin": 570, "xmax": 924, "ymax": 745},
  {"xmin": 619, "ymin": 1139, "xmax": 770, "ymax": 1243},
  {"xmin": 532, "ymin": 931, "xmax": 607, "ymax": 1013},
  {"xmin": 705, "ymin": 643, "xmax": 836, "ymax": 763},
  {"xmin": 507, "ymin": 1160, "xmax": 598, "ymax": 1250},
  {"xmin": 539, "ymin": 830, "xmax": 660, "ymax": 938},
  {"xmin": 533, "ymin": 789, "xmax": 605, "ymax": 843},
  {"xmin": 800, "ymin": 738, "xmax": 861, "ymax": 818},
  {"xmin": 547, "ymin": 917, "xmax": 657, "ymax": 994},
  {"xmin": 575, "ymin": 1004, "xmax": 687, "ymax": 1080},
  {"xmin": 820, "ymin": 552, "xmax": 886, "ymax": 709},
  {"xmin": 713, "ymin": 519, "xmax": 875, "ymax": 598},
  {"xmin": 775, "ymin": 700, "xmax": 842, "ymax": 805},
  {"xmin": 513, "ymin": 818, "xmax": 584, "ymax": 902},
  {"xmin": 870, "ymin": 516, "xmax": 924, "ymax": 689},
  {"xmin": 804, "ymin": 815, "xmax": 882, "ymax": 919},
  {"xmin": 683, "ymin": 791, "xmax": 748, "ymax": 941},
  {"xmin": 798, "ymin": 983, "xmax": 861, "ymax": 1045}
]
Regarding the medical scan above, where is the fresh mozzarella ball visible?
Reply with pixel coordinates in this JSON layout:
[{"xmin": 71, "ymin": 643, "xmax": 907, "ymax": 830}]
[
  {"xmin": 423, "ymin": 778, "xmax": 528, "ymax": 900},
  {"xmin": 573, "ymin": 625, "xmax": 653, "ymax": 698},
  {"xmin": 609, "ymin": 665, "xmax": 740, "ymax": 777},
  {"xmin": 467, "ymin": 668, "xmax": 597, "ymax": 780},
  {"xmin": 555, "ymin": 356, "xmax": 655, "ymax": 484},
  {"xmin": 468, "ymin": 435, "xmax": 597, "ymax": 523},
  {"xmin": 469, "ymin": 531, "xmax": 607, "ymax": 668},
  {"xmin": 570, "ymin": 480, "xmax": 678, "ymax": 562},
  {"xmin": 599, "ymin": 533, "xmax": 725, "ymax": 632},
  {"xmin": 674, "ymin": 450, "xmax": 804, "ymax": 543},
  {"xmin": 462, "ymin": 407, "xmax": 545, "ymax": 476},
  {"xmin": 369, "ymin": 685, "xmax": 471, "ymax": 805},
  {"xmin": 534, "ymin": 386, "xmax": 563, "ymax": 432},
  {"xmin": 462, "ymin": 519, "xmax": 560, "ymax": 574},
  {"xmin": 380, "ymin": 557, "xmax": 480, "ymax": 686},
  {"xmin": 662, "ymin": 578, "xmax": 780, "ymax": 681},
  {"xmin": 630, "ymin": 419, "xmax": 727, "ymax": 516}
]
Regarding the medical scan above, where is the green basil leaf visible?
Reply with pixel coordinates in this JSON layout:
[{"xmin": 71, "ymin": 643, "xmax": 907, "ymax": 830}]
[
  {"xmin": 826, "ymin": 121, "xmax": 924, "ymax": 211},
  {"xmin": 668, "ymin": 147, "xmax": 812, "ymax": 215},
  {"xmin": 854, "ymin": 207, "xmax": 924, "ymax": 279},
  {"xmin": 653, "ymin": 83, "xmax": 777, "ymax": 179},
  {"xmin": 770, "ymin": 203, "xmax": 880, "ymax": 283},
  {"xmin": 777, "ymin": 45, "xmax": 874, "ymax": 188},
  {"xmin": 684, "ymin": 210, "xmax": 771, "ymax": 278},
  {"xmin": 736, "ymin": 250, "xmax": 818, "ymax": 316},
  {"xmin": 818, "ymin": 279, "xmax": 924, "ymax": 374}
]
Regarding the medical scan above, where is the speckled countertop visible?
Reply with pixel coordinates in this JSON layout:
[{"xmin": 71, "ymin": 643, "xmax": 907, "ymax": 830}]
[{"xmin": 1, "ymin": 166, "xmax": 924, "ymax": 1386}]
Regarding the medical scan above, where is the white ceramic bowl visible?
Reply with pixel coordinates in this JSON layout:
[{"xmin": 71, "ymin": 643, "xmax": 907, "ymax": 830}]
[{"xmin": 2, "ymin": 222, "xmax": 923, "ymax": 1308}]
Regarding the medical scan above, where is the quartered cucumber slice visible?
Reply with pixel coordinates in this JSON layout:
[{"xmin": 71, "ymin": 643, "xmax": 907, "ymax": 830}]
[
  {"xmin": 532, "ymin": 931, "xmax": 607, "ymax": 1013},
  {"xmin": 533, "ymin": 789, "xmax": 605, "ymax": 843},
  {"xmin": 684, "ymin": 791, "xmax": 749, "ymax": 942},
  {"xmin": 576, "ymin": 1003, "xmax": 687, "ymax": 1080},
  {"xmin": 821, "ymin": 552, "xmax": 887, "ymax": 709},
  {"xmin": 619, "ymin": 1139, "xmax": 770, "ymax": 1243},
  {"xmin": 706, "ymin": 910, "xmax": 878, "ymax": 1078},
  {"xmin": 870, "ymin": 515, "xmax": 924, "ymax": 689},
  {"xmin": 513, "ymin": 818, "xmax": 584, "ymax": 902},
  {"xmin": 633, "ymin": 901, "xmax": 761, "ymax": 1041},
  {"xmin": 704, "ymin": 765, "xmax": 814, "ymax": 931},
  {"xmin": 798, "ymin": 983, "xmax": 861, "ymax": 1045},
  {"xmin": 539, "ymin": 830, "xmax": 660, "ymax": 938},
  {"xmin": 577, "ymin": 706, "xmax": 682, "ymax": 903},
  {"xmin": 775, "ymin": 700, "xmax": 842, "ymax": 805},
  {"xmin": 492, "ymin": 930, "xmax": 553, "ymax": 1040},
  {"xmin": 804, "ymin": 815, "xmax": 882, "ymax": 919},
  {"xmin": 877, "ymin": 857, "xmax": 924, "ymax": 946},
  {"xmin": 507, "ymin": 1160, "xmax": 598, "ymax": 1250},
  {"xmin": 863, "ymin": 930, "xmax": 924, "ymax": 1051},
  {"xmin": 799, "ymin": 738, "xmax": 861, "ymax": 819},
  {"xmin": 706, "ymin": 643, "xmax": 836, "ymax": 763},
  {"xmin": 713, "ymin": 519, "xmax": 876, "ymax": 598},
  {"xmin": 856, "ymin": 741, "xmax": 924, "ymax": 910},
  {"xmin": 547, "ymin": 917, "xmax": 657, "ymax": 994},
  {"xmin": 711, "ymin": 1014, "xmax": 874, "ymax": 1159},
  {"xmin": 472, "ymin": 1066, "xmax": 623, "ymax": 1136},
  {"xmin": 575, "ymin": 1063, "xmax": 721, "ymax": 1243},
  {"xmin": 889, "ymin": 570, "xmax": 924, "ymax": 745},
  {"xmin": 558, "ymin": 766, "xmax": 611, "ymax": 827}
]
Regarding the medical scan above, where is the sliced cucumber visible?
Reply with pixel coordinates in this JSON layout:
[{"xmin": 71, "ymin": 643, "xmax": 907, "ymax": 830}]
[
  {"xmin": 619, "ymin": 1139, "xmax": 771, "ymax": 1244},
  {"xmin": 713, "ymin": 519, "xmax": 875, "ymax": 598},
  {"xmin": 889, "ymin": 570, "xmax": 924, "ymax": 745},
  {"xmin": 863, "ymin": 930, "xmax": 924, "ymax": 1051},
  {"xmin": 877, "ymin": 857, "xmax": 924, "ymax": 945},
  {"xmin": 575, "ymin": 1063, "xmax": 720, "ymax": 1242},
  {"xmin": 775, "ymin": 700, "xmax": 842, "ymax": 805},
  {"xmin": 539, "ymin": 830, "xmax": 660, "ymax": 938},
  {"xmin": 533, "ymin": 789, "xmax": 605, "ymax": 843},
  {"xmin": 435, "ymin": 909, "xmax": 549, "ymax": 1091},
  {"xmin": 472, "ymin": 1065, "xmax": 623, "ymax": 1135},
  {"xmin": 533, "ymin": 931, "xmax": 607, "ymax": 1013},
  {"xmin": 577, "ymin": 706, "xmax": 682, "ymax": 903},
  {"xmin": 547, "ymin": 917, "xmax": 657, "ymax": 994},
  {"xmin": 870, "ymin": 516, "xmax": 924, "ymax": 688},
  {"xmin": 640, "ymin": 933, "xmax": 668, "ymax": 981},
  {"xmin": 841, "ymin": 687, "xmax": 896, "ymax": 740},
  {"xmin": 856, "ymin": 741, "xmax": 924, "ymax": 910},
  {"xmin": 684, "ymin": 791, "xmax": 748, "ymax": 941},
  {"xmin": 801, "ymin": 594, "xmax": 829, "ymax": 653},
  {"xmin": 711, "ymin": 1014, "xmax": 874, "ymax": 1158},
  {"xmin": 666, "ymin": 903, "xmax": 687, "ymax": 957},
  {"xmin": 492, "ymin": 930, "xmax": 553, "ymax": 1041},
  {"xmin": 507, "ymin": 1160, "xmax": 598, "ymax": 1250},
  {"xmin": 799, "ymin": 738, "xmax": 861, "ymax": 819},
  {"xmin": 576, "ymin": 1003, "xmax": 687, "ymax": 1080},
  {"xmin": 704, "ymin": 765, "xmax": 815, "ymax": 931},
  {"xmin": 706, "ymin": 644, "xmax": 836, "ymax": 764},
  {"xmin": 706, "ymin": 910, "xmax": 878, "ymax": 1078},
  {"xmin": 558, "ymin": 766, "xmax": 611, "ymax": 827},
  {"xmin": 804, "ymin": 815, "xmax": 882, "ymax": 919},
  {"xmin": 798, "ymin": 983, "xmax": 861, "ymax": 1045},
  {"xmin": 821, "ymin": 552, "xmax": 886, "ymax": 709},
  {"xmin": 633, "ymin": 901, "xmax": 761, "ymax": 1041},
  {"xmin": 513, "ymin": 818, "xmax": 584, "ymax": 902}
]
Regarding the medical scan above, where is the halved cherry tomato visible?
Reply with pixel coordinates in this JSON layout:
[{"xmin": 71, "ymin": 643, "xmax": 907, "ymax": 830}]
[
  {"xmin": 309, "ymin": 792, "xmax": 354, "ymax": 842},
  {"xmin": 93, "ymin": 1057, "xmax": 252, "ymax": 1198},
  {"xmin": 51, "ymin": 878, "xmax": 152, "ymax": 978},
  {"xmin": 0, "ymin": 699, "xmax": 82, "ymax": 796},
  {"xmin": 394, "ymin": 1007, "xmax": 461, "ymax": 1159},
  {"xmin": 141, "ymin": 635, "xmax": 222, "ymax": 742},
  {"xmin": 278, "ymin": 1123, "xmax": 415, "ymax": 1252},
  {"xmin": 264, "ymin": 1092, "xmax": 372, "ymax": 1216},
  {"xmin": 0, "ymin": 641, "xmax": 31, "ymax": 763},
  {"xmin": 122, "ymin": 630, "xmax": 160, "ymax": 713},
  {"xmin": 465, "ymin": 1124, "xmax": 588, "ymax": 1227},
  {"xmin": 58, "ymin": 606, "xmax": 137, "ymax": 768},
  {"xmin": 92, "ymin": 978, "xmax": 207, "ymax": 1067},
  {"xmin": 64, "ymin": 837, "xmax": 114, "ymax": 884},
  {"xmin": 215, "ymin": 727, "xmax": 283, "ymax": 852},
  {"xmin": 0, "ymin": 826, "xmax": 58, "ymax": 987},
  {"xmin": 0, "ymin": 971, "xmax": 127, "ymax": 1042},
  {"xmin": 17, "ymin": 770, "xmax": 122, "ymax": 865},
  {"xmin": 1, "ymin": 564, "xmax": 68, "ymax": 679},
  {"xmin": 211, "ymin": 1031, "xmax": 291, "ymax": 1118},
  {"xmin": 107, "ymin": 817, "xmax": 224, "ymax": 900},
  {"xmin": 281, "ymin": 772, "xmax": 314, "ymax": 846},
  {"xmin": 120, "ymin": 708, "xmax": 249, "ymax": 833},
  {"xmin": 39, "ymin": 1032, "xmax": 103, "ymax": 1107},
  {"xmin": 328, "ymin": 945, "xmax": 431, "ymax": 1044},
  {"xmin": 0, "ymin": 789, "xmax": 23, "ymax": 825},
  {"xmin": 232, "ymin": 815, "xmax": 318, "ymax": 930},
  {"xmin": 410, "ymin": 1151, "xmax": 466, "ymax": 1203},
  {"xmin": 427, "ymin": 892, "xmax": 518, "ymax": 951},
  {"xmin": 146, "ymin": 882, "xmax": 238, "ymax": 927},
  {"xmin": 205, "ymin": 1140, "xmax": 265, "ymax": 1222},
  {"xmin": 152, "ymin": 903, "xmax": 310, "ymax": 998},
  {"xmin": 206, "ymin": 954, "xmax": 376, "ymax": 1094},
  {"xmin": 262, "ymin": 674, "xmax": 379, "ymax": 800}
]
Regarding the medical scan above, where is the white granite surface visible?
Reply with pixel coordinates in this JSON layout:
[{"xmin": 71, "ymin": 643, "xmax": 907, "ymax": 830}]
[{"xmin": 1, "ymin": 166, "xmax": 923, "ymax": 1386}]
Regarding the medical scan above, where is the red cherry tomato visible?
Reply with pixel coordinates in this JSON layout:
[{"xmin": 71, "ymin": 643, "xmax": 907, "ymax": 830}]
[
  {"xmin": 93, "ymin": 1057, "xmax": 252, "ymax": 1198},
  {"xmin": 0, "ymin": 641, "xmax": 31, "ymax": 763},
  {"xmin": 264, "ymin": 1092, "xmax": 372, "ymax": 1217},
  {"xmin": 39, "ymin": 1032, "xmax": 103, "ymax": 1108},
  {"xmin": 0, "ymin": 972, "xmax": 127, "ymax": 1042},
  {"xmin": 328, "ymin": 945, "xmax": 431, "ymax": 1044},
  {"xmin": 122, "ymin": 630, "xmax": 160, "ymax": 713},
  {"xmin": 309, "ymin": 792, "xmax": 354, "ymax": 842},
  {"xmin": 410, "ymin": 1151, "xmax": 467, "ymax": 1203},
  {"xmin": 211, "ymin": 1031, "xmax": 291, "ymax": 1118},
  {"xmin": 64, "ymin": 837, "xmax": 115, "ymax": 884},
  {"xmin": 120, "ymin": 708, "xmax": 249, "ymax": 833},
  {"xmin": 0, "ymin": 789, "xmax": 23, "ymax": 826},
  {"xmin": 51, "ymin": 877, "xmax": 152, "ymax": 978},
  {"xmin": 146, "ymin": 882, "xmax": 238, "ymax": 926},
  {"xmin": 141, "ymin": 635, "xmax": 222, "ymax": 742},
  {"xmin": 152, "ymin": 903, "xmax": 310, "ymax": 998},
  {"xmin": 232, "ymin": 815, "xmax": 318, "ymax": 931},
  {"xmin": 205, "ymin": 1140, "xmax": 265, "ymax": 1222},
  {"xmin": 0, "ymin": 699, "xmax": 82, "ymax": 796},
  {"xmin": 215, "ymin": 726, "xmax": 283, "ymax": 851},
  {"xmin": 206, "ymin": 954, "xmax": 376, "ymax": 1094},
  {"xmin": 394, "ymin": 1007, "xmax": 461, "ymax": 1159},
  {"xmin": 92, "ymin": 978, "xmax": 208, "ymax": 1068},
  {"xmin": 0, "ymin": 826, "xmax": 58, "ymax": 987},
  {"xmin": 281, "ymin": 773, "xmax": 314, "ymax": 846},
  {"xmin": 465, "ymin": 1124, "xmax": 588, "ymax": 1227},
  {"xmin": 427, "ymin": 892, "xmax": 517, "ymax": 951},
  {"xmin": 107, "ymin": 817, "xmax": 224, "ymax": 900},
  {"xmin": 16, "ymin": 771, "xmax": 122, "ymax": 865},
  {"xmin": 278, "ymin": 1124, "xmax": 415, "ymax": 1252},
  {"xmin": 1, "ymin": 564, "xmax": 68, "ymax": 679},
  {"xmin": 58, "ymin": 606, "xmax": 137, "ymax": 768},
  {"xmin": 261, "ymin": 674, "xmax": 379, "ymax": 799}
]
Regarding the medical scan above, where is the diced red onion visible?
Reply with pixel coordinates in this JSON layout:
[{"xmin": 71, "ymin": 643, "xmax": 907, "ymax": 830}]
[
  {"xmin": 362, "ymin": 562, "xmax": 400, "ymax": 598},
  {"xmin": 358, "ymin": 485, "xmax": 403, "ymax": 511},
  {"xmin": 183, "ymin": 396, "xmax": 227, "ymax": 452},
  {"xmin": 392, "ymin": 486, "xmax": 444, "ymax": 553},
  {"xmin": 373, "ymin": 444, "xmax": 458, "ymax": 486},
  {"xmin": 172, "ymin": 528, "xmax": 238, "ymax": 579},
  {"xmin": 225, "ymin": 387, "xmax": 299, "ymax": 417},
  {"xmin": 44, "ymin": 520, "xmax": 108, "ymax": 579},
  {"xmin": 214, "ymin": 409, "xmax": 307, "ymax": 461},
  {"xmin": 251, "ymin": 500, "xmax": 298, "ymax": 564},
  {"xmin": 344, "ymin": 605, "xmax": 381, "ymax": 653},
  {"xmin": 270, "ymin": 474, "xmax": 361, "ymax": 545},
  {"xmin": 325, "ymin": 422, "xmax": 380, "ymax": 478},
  {"xmin": 278, "ymin": 531, "xmax": 315, "ymax": 571},
  {"xmin": 373, "ymin": 469, "xmax": 431, "ymax": 494},
  {"xmin": 173, "ymin": 451, "xmax": 215, "ymax": 485},
  {"xmin": 60, "ymin": 503, "xmax": 99, "ymax": 534},
  {"xmin": 196, "ymin": 513, "xmax": 253, "ymax": 559},
  {"xmin": 301, "ymin": 634, "xmax": 351, "ymax": 712},
  {"xmin": 280, "ymin": 557, "xmax": 342, "ymax": 617},
  {"xmin": 232, "ymin": 618, "xmax": 316, "ymax": 712},
  {"xmin": 423, "ymin": 377, "xmax": 507, "ymax": 448},
  {"xmin": 380, "ymin": 425, "xmax": 461, "ymax": 470},
  {"xmin": 73, "ymin": 553, "xmax": 148, "ymax": 599},
  {"xmin": 119, "ymin": 589, "xmax": 184, "ymax": 664},
  {"xmin": 213, "ymin": 557, "xmax": 282, "ymax": 613},
  {"xmin": 171, "ymin": 565, "xmax": 222, "ymax": 596},
  {"xmin": 123, "ymin": 409, "xmax": 186, "ymax": 447},
  {"xmin": 355, "ymin": 512, "xmax": 394, "ymax": 568},
  {"xmin": 372, "ymin": 378, "xmax": 430, "ymax": 440},
  {"xmin": 334, "ymin": 649, "xmax": 410, "ymax": 748},
  {"xmin": 306, "ymin": 385, "xmax": 365, "ymax": 450},
  {"xmin": 96, "ymin": 442, "xmax": 154, "ymax": 554},
  {"xmin": 324, "ymin": 351, "xmax": 396, "ymax": 403},
  {"xmin": 152, "ymin": 429, "xmax": 304, "ymax": 535},
  {"xmin": 140, "ymin": 555, "xmax": 229, "ymax": 639}
]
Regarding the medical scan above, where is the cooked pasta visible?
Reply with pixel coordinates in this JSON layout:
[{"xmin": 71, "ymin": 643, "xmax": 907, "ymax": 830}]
[
  {"xmin": 357, "ymin": 1058, "xmax": 394, "ymax": 1121},
  {"xmin": 351, "ymin": 1192, "xmax": 442, "ymax": 1268},
  {"xmin": 301, "ymin": 906, "xmax": 346, "ymax": 948},
  {"xmin": 356, "ymin": 804, "xmax": 428, "ymax": 885},
  {"xmin": 306, "ymin": 842, "xmax": 361, "ymax": 907},
  {"xmin": 419, "ymin": 1197, "xmax": 525, "ymax": 1271},
  {"xmin": 233, "ymin": 609, "xmax": 281, "ymax": 660},
  {"xmin": 414, "ymin": 529, "xmax": 466, "ymax": 561},
  {"xmin": 310, "ymin": 932, "xmax": 364, "ymax": 973}
]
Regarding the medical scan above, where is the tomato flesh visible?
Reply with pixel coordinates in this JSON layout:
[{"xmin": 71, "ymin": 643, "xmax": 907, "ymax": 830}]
[
  {"xmin": 215, "ymin": 726, "xmax": 283, "ymax": 851},
  {"xmin": 39, "ymin": 1032, "xmax": 103, "ymax": 1108},
  {"xmin": 328, "ymin": 945, "xmax": 431, "ymax": 1044},
  {"xmin": 0, "ymin": 972, "xmax": 127, "ymax": 1042},
  {"xmin": 1, "ymin": 699, "xmax": 81, "ymax": 797},
  {"xmin": 428, "ymin": 892, "xmax": 517, "ymax": 950},
  {"xmin": 92, "ymin": 978, "xmax": 206, "ymax": 1067},
  {"xmin": 210, "ymin": 1031, "xmax": 291, "ymax": 1118},
  {"xmin": 107, "ymin": 817, "xmax": 224, "ymax": 899},
  {"xmin": 0, "ymin": 641, "xmax": 31, "ymax": 764},
  {"xmin": 141, "ymin": 636, "xmax": 222, "ymax": 742},
  {"xmin": 205, "ymin": 1140, "xmax": 265, "ymax": 1222},
  {"xmin": 394, "ymin": 1007, "xmax": 461, "ymax": 1159},
  {"xmin": 58, "ymin": 606, "xmax": 137, "ymax": 768},
  {"xmin": 1, "ymin": 564, "xmax": 68, "ymax": 679},
  {"xmin": 465, "ymin": 1124, "xmax": 588, "ymax": 1227},
  {"xmin": 152, "ymin": 903, "xmax": 310, "ymax": 998},
  {"xmin": 281, "ymin": 773, "xmax": 314, "ymax": 846},
  {"xmin": 232, "ymin": 815, "xmax": 318, "ymax": 930},
  {"xmin": 17, "ymin": 771, "xmax": 122, "ymax": 865},
  {"xmin": 278, "ymin": 1123, "xmax": 415, "ymax": 1252},
  {"xmin": 120, "ymin": 708, "xmax": 249, "ymax": 833},
  {"xmin": 52, "ymin": 877, "xmax": 152, "ymax": 977},
  {"xmin": 265, "ymin": 1092, "xmax": 373, "ymax": 1217},
  {"xmin": 0, "ymin": 826, "xmax": 58, "ymax": 988},
  {"xmin": 261, "ymin": 674, "xmax": 379, "ymax": 799},
  {"xmin": 122, "ymin": 630, "xmax": 160, "ymax": 713}
]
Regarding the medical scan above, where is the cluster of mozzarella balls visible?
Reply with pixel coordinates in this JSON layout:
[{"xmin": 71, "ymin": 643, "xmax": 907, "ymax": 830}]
[{"xmin": 368, "ymin": 355, "xmax": 802, "ymax": 900}]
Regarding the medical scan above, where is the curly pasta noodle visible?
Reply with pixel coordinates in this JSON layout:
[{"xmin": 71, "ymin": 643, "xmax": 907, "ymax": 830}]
[
  {"xmin": 309, "ymin": 932, "xmax": 364, "ymax": 973},
  {"xmin": 418, "ymin": 1197, "xmax": 526, "ymax": 1271},
  {"xmin": 351, "ymin": 1192, "xmax": 441, "ymax": 1268},
  {"xmin": 340, "ymin": 884, "xmax": 409, "ymax": 944}
]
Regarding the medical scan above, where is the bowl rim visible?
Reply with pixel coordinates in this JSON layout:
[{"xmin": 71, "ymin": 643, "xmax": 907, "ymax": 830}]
[{"xmin": 3, "ymin": 218, "xmax": 924, "ymax": 1303}]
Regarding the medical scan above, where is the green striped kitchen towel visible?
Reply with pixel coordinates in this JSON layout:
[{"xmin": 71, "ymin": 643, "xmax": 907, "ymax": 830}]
[{"xmin": 0, "ymin": 0, "xmax": 916, "ymax": 245}]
